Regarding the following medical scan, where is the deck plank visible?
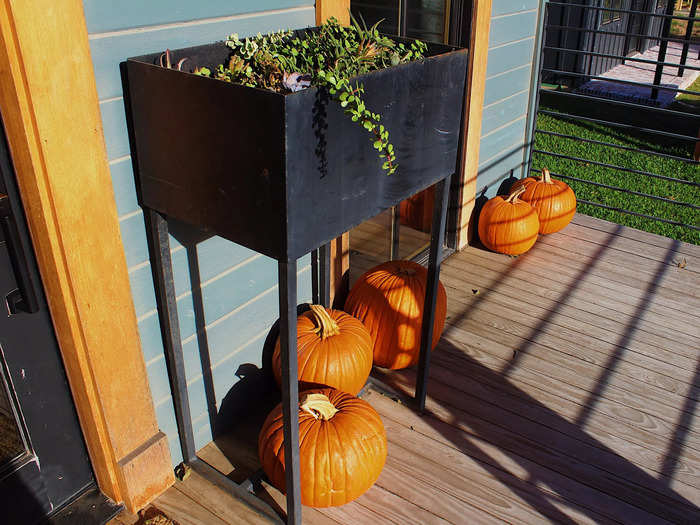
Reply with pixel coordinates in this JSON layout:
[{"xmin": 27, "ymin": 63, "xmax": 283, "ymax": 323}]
[
  {"xmin": 367, "ymin": 391, "xmax": 691, "ymax": 525},
  {"xmin": 451, "ymin": 243, "xmax": 700, "ymax": 322},
  {"xmin": 448, "ymin": 247, "xmax": 700, "ymax": 335},
  {"xmin": 438, "ymin": 319, "xmax": 700, "ymax": 448},
  {"xmin": 535, "ymin": 231, "xmax": 699, "ymax": 295},
  {"xmin": 560, "ymin": 217, "xmax": 700, "ymax": 272},
  {"xmin": 570, "ymin": 214, "xmax": 700, "ymax": 258},
  {"xmin": 369, "ymin": 375, "xmax": 697, "ymax": 524},
  {"xmin": 441, "ymin": 262, "xmax": 695, "ymax": 383},
  {"xmin": 440, "ymin": 269, "xmax": 699, "ymax": 395}
]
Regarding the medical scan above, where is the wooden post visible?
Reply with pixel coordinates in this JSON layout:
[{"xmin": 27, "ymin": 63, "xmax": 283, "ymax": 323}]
[
  {"xmin": 454, "ymin": 0, "xmax": 493, "ymax": 250},
  {"xmin": 316, "ymin": 0, "xmax": 351, "ymax": 25},
  {"xmin": 0, "ymin": 0, "xmax": 173, "ymax": 512}
]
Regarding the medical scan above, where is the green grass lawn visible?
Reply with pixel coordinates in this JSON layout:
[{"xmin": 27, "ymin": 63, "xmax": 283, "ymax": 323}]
[
  {"xmin": 532, "ymin": 110, "xmax": 700, "ymax": 245},
  {"xmin": 670, "ymin": 9, "xmax": 700, "ymax": 43},
  {"xmin": 669, "ymin": 74, "xmax": 700, "ymax": 115}
]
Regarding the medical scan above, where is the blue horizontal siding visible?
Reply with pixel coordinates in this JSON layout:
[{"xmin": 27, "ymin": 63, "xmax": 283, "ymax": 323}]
[
  {"xmin": 479, "ymin": 117, "xmax": 528, "ymax": 166},
  {"xmin": 483, "ymin": 65, "xmax": 532, "ymax": 106},
  {"xmin": 99, "ymin": 99, "xmax": 130, "ymax": 160},
  {"xmin": 477, "ymin": 0, "xmax": 541, "ymax": 197},
  {"xmin": 492, "ymin": 0, "xmax": 539, "ymax": 17},
  {"xmin": 489, "ymin": 11, "xmax": 539, "ymax": 48},
  {"xmin": 486, "ymin": 37, "xmax": 535, "ymax": 78},
  {"xmin": 89, "ymin": 8, "xmax": 314, "ymax": 100},
  {"xmin": 110, "ymin": 159, "xmax": 139, "ymax": 217},
  {"xmin": 481, "ymin": 91, "xmax": 530, "ymax": 136},
  {"xmin": 118, "ymin": 212, "xmax": 150, "ymax": 269},
  {"xmin": 477, "ymin": 146, "xmax": 528, "ymax": 197},
  {"xmin": 84, "ymin": 0, "xmax": 317, "ymax": 466},
  {"xmin": 84, "ymin": 1, "xmax": 313, "ymax": 34}
]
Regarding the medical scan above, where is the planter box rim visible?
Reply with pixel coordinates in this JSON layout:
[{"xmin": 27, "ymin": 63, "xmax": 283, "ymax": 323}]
[{"xmin": 126, "ymin": 30, "xmax": 466, "ymax": 100}]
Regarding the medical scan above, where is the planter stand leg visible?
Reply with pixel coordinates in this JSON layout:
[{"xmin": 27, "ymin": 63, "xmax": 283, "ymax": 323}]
[
  {"xmin": 318, "ymin": 243, "xmax": 331, "ymax": 308},
  {"xmin": 390, "ymin": 206, "xmax": 401, "ymax": 260},
  {"xmin": 144, "ymin": 209, "xmax": 196, "ymax": 462},
  {"xmin": 278, "ymin": 261, "xmax": 302, "ymax": 525},
  {"xmin": 415, "ymin": 175, "xmax": 451, "ymax": 413}
]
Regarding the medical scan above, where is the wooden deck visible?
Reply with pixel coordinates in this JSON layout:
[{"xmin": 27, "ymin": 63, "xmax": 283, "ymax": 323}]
[{"xmin": 111, "ymin": 214, "xmax": 700, "ymax": 524}]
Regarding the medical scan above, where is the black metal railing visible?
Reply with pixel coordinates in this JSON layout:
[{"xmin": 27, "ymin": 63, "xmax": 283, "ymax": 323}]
[{"xmin": 527, "ymin": 0, "xmax": 699, "ymax": 244}]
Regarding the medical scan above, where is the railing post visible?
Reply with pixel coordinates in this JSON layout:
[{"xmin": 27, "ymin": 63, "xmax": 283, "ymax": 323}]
[
  {"xmin": 651, "ymin": 0, "xmax": 678, "ymax": 99},
  {"xmin": 678, "ymin": 0, "xmax": 698, "ymax": 76}
]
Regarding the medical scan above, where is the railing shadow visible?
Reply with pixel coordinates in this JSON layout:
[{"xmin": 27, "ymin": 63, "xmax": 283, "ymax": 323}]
[
  {"xmin": 370, "ymin": 217, "xmax": 699, "ymax": 522},
  {"xmin": 374, "ymin": 334, "xmax": 700, "ymax": 522}
]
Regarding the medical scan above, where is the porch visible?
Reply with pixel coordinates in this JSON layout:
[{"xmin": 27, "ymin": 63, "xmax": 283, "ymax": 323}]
[{"xmin": 110, "ymin": 213, "xmax": 700, "ymax": 524}]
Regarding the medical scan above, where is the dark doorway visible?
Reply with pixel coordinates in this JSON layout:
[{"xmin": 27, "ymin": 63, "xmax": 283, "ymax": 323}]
[{"xmin": 0, "ymin": 118, "xmax": 95, "ymax": 523}]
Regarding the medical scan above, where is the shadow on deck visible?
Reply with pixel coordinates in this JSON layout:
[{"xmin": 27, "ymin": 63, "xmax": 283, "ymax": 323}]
[{"xmin": 113, "ymin": 214, "xmax": 700, "ymax": 525}]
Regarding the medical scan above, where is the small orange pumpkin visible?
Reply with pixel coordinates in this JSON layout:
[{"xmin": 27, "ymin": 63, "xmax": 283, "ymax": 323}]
[
  {"xmin": 478, "ymin": 187, "xmax": 539, "ymax": 255},
  {"xmin": 345, "ymin": 260, "xmax": 446, "ymax": 370},
  {"xmin": 511, "ymin": 168, "xmax": 576, "ymax": 234},
  {"xmin": 258, "ymin": 389, "xmax": 387, "ymax": 507},
  {"xmin": 272, "ymin": 305, "xmax": 372, "ymax": 395}
]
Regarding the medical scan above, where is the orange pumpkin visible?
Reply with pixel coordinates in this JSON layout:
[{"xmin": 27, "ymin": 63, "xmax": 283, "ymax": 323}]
[
  {"xmin": 272, "ymin": 305, "xmax": 372, "ymax": 395},
  {"xmin": 511, "ymin": 168, "xmax": 576, "ymax": 234},
  {"xmin": 258, "ymin": 389, "xmax": 387, "ymax": 507},
  {"xmin": 345, "ymin": 260, "xmax": 446, "ymax": 370},
  {"xmin": 478, "ymin": 187, "xmax": 539, "ymax": 255}
]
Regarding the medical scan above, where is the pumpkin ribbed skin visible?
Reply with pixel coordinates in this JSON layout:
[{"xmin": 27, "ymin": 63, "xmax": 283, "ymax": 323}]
[
  {"xmin": 258, "ymin": 389, "xmax": 387, "ymax": 507},
  {"xmin": 272, "ymin": 306, "xmax": 372, "ymax": 395},
  {"xmin": 345, "ymin": 260, "xmax": 447, "ymax": 370},
  {"xmin": 511, "ymin": 169, "xmax": 576, "ymax": 234},
  {"xmin": 478, "ymin": 188, "xmax": 539, "ymax": 255}
]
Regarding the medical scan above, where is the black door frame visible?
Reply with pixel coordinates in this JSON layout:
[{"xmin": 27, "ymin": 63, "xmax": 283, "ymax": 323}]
[{"xmin": 0, "ymin": 117, "xmax": 97, "ymax": 523}]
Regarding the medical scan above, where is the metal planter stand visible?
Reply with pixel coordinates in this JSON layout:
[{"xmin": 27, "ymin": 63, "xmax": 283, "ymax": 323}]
[
  {"xmin": 123, "ymin": 31, "xmax": 466, "ymax": 523},
  {"xmin": 142, "ymin": 173, "xmax": 450, "ymax": 524}
]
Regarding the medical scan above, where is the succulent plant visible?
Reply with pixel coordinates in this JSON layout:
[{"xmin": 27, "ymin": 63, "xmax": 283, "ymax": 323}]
[{"xmin": 182, "ymin": 17, "xmax": 428, "ymax": 175}]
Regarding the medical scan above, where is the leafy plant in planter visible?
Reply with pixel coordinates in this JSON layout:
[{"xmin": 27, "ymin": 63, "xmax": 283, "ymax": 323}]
[{"xmin": 193, "ymin": 17, "xmax": 428, "ymax": 174}]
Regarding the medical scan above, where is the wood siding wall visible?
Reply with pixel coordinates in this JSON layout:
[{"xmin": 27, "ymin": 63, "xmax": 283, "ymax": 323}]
[
  {"xmin": 83, "ymin": 0, "xmax": 315, "ymax": 465},
  {"xmin": 476, "ymin": 0, "xmax": 542, "ymax": 196}
]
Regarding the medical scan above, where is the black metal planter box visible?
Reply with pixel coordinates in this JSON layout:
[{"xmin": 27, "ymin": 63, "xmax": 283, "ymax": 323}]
[{"xmin": 123, "ymin": 36, "xmax": 468, "ymax": 262}]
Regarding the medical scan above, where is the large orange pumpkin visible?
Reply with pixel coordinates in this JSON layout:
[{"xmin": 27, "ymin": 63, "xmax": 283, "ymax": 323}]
[
  {"xmin": 345, "ymin": 260, "xmax": 446, "ymax": 370},
  {"xmin": 272, "ymin": 305, "xmax": 372, "ymax": 395},
  {"xmin": 258, "ymin": 389, "xmax": 387, "ymax": 507},
  {"xmin": 510, "ymin": 168, "xmax": 576, "ymax": 234},
  {"xmin": 478, "ymin": 187, "xmax": 539, "ymax": 255}
]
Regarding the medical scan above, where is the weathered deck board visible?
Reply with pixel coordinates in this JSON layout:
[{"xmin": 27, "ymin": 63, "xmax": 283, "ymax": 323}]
[
  {"xmin": 110, "ymin": 215, "xmax": 699, "ymax": 524},
  {"xmin": 440, "ymin": 271, "xmax": 700, "ymax": 399}
]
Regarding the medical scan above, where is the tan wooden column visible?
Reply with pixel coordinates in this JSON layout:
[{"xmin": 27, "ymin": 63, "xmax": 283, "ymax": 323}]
[
  {"xmin": 455, "ymin": 0, "xmax": 493, "ymax": 249},
  {"xmin": 0, "ymin": 0, "xmax": 173, "ymax": 512},
  {"xmin": 316, "ymin": 0, "xmax": 351, "ymax": 25}
]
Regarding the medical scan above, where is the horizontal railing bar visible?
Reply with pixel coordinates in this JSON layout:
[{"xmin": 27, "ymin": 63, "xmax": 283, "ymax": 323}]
[
  {"xmin": 546, "ymin": 2, "xmax": 699, "ymax": 21},
  {"xmin": 545, "ymin": 23, "xmax": 697, "ymax": 46},
  {"xmin": 534, "ymin": 129, "xmax": 699, "ymax": 164},
  {"xmin": 529, "ymin": 168, "xmax": 700, "ymax": 209},
  {"xmin": 539, "ymin": 109, "xmax": 700, "ymax": 142},
  {"xmin": 576, "ymin": 198, "xmax": 700, "ymax": 231},
  {"xmin": 543, "ymin": 46, "xmax": 700, "ymax": 71},
  {"xmin": 543, "ymin": 91, "xmax": 700, "ymax": 120},
  {"xmin": 542, "ymin": 68, "xmax": 700, "ymax": 96},
  {"xmin": 531, "ymin": 149, "xmax": 700, "ymax": 186}
]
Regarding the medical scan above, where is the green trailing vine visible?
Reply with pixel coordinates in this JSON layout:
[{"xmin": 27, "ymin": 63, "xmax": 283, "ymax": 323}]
[{"xmin": 192, "ymin": 16, "xmax": 428, "ymax": 175}]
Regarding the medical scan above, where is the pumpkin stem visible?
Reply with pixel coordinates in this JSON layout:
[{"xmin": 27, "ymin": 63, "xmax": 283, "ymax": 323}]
[
  {"xmin": 309, "ymin": 305, "xmax": 341, "ymax": 339},
  {"xmin": 506, "ymin": 186, "xmax": 527, "ymax": 203},
  {"xmin": 540, "ymin": 168, "xmax": 553, "ymax": 184},
  {"xmin": 300, "ymin": 393, "xmax": 339, "ymax": 420}
]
